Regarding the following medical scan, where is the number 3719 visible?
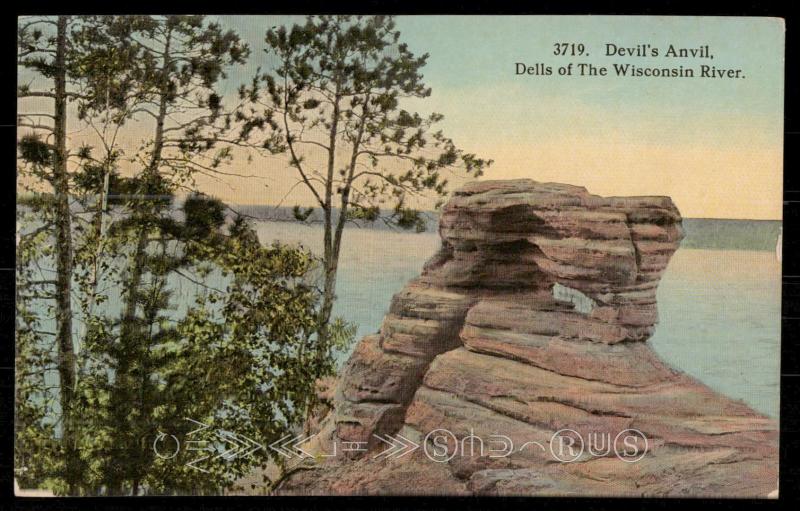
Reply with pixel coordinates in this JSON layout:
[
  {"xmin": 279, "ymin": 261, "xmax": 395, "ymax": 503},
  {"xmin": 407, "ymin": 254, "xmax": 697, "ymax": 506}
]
[{"xmin": 553, "ymin": 43, "xmax": 586, "ymax": 56}]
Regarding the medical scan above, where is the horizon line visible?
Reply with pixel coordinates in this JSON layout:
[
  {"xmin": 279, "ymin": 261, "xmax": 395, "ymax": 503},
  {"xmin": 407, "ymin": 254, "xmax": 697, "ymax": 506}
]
[{"xmin": 227, "ymin": 203, "xmax": 783, "ymax": 223}]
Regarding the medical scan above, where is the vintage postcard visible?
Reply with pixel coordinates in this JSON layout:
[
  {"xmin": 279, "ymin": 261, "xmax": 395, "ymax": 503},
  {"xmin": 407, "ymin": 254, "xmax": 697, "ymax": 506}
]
[{"xmin": 15, "ymin": 15, "xmax": 783, "ymax": 497}]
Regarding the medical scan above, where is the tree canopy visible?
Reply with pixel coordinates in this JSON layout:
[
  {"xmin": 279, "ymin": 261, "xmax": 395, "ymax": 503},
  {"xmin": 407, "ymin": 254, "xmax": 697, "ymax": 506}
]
[
  {"xmin": 16, "ymin": 15, "xmax": 356, "ymax": 496},
  {"xmin": 237, "ymin": 14, "xmax": 492, "ymax": 360}
]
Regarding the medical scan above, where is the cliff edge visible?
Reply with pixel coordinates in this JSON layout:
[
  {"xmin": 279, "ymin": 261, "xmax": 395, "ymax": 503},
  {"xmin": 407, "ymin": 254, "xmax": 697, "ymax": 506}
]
[{"xmin": 277, "ymin": 179, "xmax": 778, "ymax": 497}]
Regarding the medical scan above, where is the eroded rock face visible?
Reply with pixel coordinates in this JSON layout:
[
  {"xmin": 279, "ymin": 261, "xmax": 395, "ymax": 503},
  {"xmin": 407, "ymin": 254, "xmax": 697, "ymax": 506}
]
[{"xmin": 277, "ymin": 180, "xmax": 778, "ymax": 497}]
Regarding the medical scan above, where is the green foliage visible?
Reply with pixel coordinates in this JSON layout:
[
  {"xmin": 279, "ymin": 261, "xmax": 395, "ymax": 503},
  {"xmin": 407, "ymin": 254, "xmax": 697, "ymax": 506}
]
[
  {"xmin": 292, "ymin": 205, "xmax": 314, "ymax": 222},
  {"xmin": 15, "ymin": 204, "xmax": 61, "ymax": 489},
  {"xmin": 240, "ymin": 15, "xmax": 493, "ymax": 230},
  {"xmin": 16, "ymin": 15, "xmax": 355, "ymax": 497},
  {"xmin": 236, "ymin": 15, "xmax": 492, "ymax": 366},
  {"xmin": 71, "ymin": 202, "xmax": 338, "ymax": 495},
  {"xmin": 17, "ymin": 134, "xmax": 52, "ymax": 166},
  {"xmin": 346, "ymin": 204, "xmax": 380, "ymax": 223},
  {"xmin": 183, "ymin": 193, "xmax": 225, "ymax": 238},
  {"xmin": 392, "ymin": 207, "xmax": 427, "ymax": 233}
]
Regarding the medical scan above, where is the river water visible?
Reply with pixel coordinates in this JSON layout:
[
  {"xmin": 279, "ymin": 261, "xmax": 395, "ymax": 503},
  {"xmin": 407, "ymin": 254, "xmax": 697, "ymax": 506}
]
[
  {"xmin": 22, "ymin": 218, "xmax": 781, "ymax": 419},
  {"xmin": 254, "ymin": 221, "xmax": 781, "ymax": 418}
]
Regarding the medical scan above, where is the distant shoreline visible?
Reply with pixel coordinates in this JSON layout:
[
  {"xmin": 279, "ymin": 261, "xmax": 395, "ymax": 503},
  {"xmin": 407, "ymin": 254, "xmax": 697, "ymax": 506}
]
[
  {"xmin": 229, "ymin": 204, "xmax": 782, "ymax": 252},
  {"xmin": 17, "ymin": 199, "xmax": 783, "ymax": 252}
]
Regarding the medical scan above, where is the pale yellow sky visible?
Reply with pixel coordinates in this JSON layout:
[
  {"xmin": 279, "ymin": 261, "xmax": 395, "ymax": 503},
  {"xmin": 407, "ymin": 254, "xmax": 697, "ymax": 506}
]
[
  {"xmin": 195, "ymin": 16, "xmax": 786, "ymax": 220},
  {"xmin": 19, "ymin": 16, "xmax": 785, "ymax": 220},
  {"xmin": 186, "ymin": 130, "xmax": 783, "ymax": 221},
  {"xmin": 187, "ymin": 79, "xmax": 783, "ymax": 220}
]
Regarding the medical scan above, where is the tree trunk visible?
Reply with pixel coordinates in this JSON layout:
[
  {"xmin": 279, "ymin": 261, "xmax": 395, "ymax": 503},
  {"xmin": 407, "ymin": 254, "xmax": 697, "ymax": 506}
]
[
  {"xmin": 318, "ymin": 255, "xmax": 338, "ymax": 357},
  {"xmin": 317, "ymin": 89, "xmax": 369, "ymax": 369},
  {"xmin": 52, "ymin": 15, "xmax": 79, "ymax": 495},
  {"xmin": 317, "ymin": 84, "xmax": 342, "ymax": 360},
  {"xmin": 111, "ymin": 28, "xmax": 172, "ymax": 493}
]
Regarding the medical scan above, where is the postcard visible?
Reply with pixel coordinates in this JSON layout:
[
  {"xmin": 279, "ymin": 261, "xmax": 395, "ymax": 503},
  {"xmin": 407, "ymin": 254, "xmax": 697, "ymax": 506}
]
[{"xmin": 15, "ymin": 14, "xmax": 783, "ymax": 497}]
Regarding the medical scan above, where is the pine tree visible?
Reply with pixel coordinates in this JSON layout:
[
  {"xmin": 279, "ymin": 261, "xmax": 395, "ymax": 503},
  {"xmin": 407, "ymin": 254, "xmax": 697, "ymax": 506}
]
[
  {"xmin": 17, "ymin": 15, "xmax": 352, "ymax": 495},
  {"xmin": 239, "ymin": 15, "xmax": 492, "ymax": 361},
  {"xmin": 17, "ymin": 15, "xmax": 82, "ymax": 494}
]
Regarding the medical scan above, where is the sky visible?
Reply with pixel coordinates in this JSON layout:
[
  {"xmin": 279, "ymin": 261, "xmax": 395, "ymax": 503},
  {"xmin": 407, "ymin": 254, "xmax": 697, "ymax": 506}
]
[
  {"xmin": 20, "ymin": 16, "xmax": 786, "ymax": 220},
  {"xmin": 208, "ymin": 15, "xmax": 785, "ymax": 220}
]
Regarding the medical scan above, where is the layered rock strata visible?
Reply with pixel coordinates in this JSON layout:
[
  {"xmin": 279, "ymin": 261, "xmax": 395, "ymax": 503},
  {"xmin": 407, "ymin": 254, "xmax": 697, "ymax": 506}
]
[{"xmin": 277, "ymin": 180, "xmax": 778, "ymax": 497}]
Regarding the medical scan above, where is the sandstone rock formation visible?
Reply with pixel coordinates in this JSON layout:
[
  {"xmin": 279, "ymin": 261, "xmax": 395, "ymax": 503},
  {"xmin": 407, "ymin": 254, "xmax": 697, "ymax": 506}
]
[{"xmin": 277, "ymin": 180, "xmax": 778, "ymax": 497}]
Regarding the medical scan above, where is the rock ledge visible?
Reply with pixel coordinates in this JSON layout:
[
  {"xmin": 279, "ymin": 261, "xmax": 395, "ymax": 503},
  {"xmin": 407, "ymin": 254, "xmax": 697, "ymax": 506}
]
[{"xmin": 277, "ymin": 180, "xmax": 777, "ymax": 497}]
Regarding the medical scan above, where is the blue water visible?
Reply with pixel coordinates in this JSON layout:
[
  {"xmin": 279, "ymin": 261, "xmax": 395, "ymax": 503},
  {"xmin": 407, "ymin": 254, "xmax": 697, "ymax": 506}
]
[
  {"xmin": 649, "ymin": 248, "xmax": 781, "ymax": 418},
  {"xmin": 22, "ymin": 220, "xmax": 781, "ymax": 420},
  {"xmin": 255, "ymin": 221, "xmax": 781, "ymax": 418},
  {"xmin": 253, "ymin": 221, "xmax": 442, "ymax": 342}
]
